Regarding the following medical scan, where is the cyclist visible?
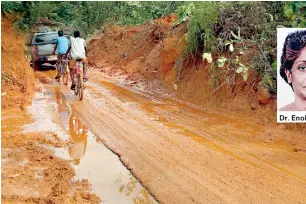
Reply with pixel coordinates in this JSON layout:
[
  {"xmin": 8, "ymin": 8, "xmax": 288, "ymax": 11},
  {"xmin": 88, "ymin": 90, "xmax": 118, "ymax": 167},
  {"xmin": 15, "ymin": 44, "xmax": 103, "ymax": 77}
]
[
  {"xmin": 65, "ymin": 30, "xmax": 87, "ymax": 90},
  {"xmin": 52, "ymin": 30, "xmax": 70, "ymax": 80}
]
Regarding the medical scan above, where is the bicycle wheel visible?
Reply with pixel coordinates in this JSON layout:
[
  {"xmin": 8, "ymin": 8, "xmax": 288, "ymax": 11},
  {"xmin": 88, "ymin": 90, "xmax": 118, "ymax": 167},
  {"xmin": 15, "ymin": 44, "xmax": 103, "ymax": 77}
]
[
  {"xmin": 62, "ymin": 65, "xmax": 68, "ymax": 85},
  {"xmin": 57, "ymin": 64, "xmax": 62, "ymax": 83},
  {"xmin": 78, "ymin": 72, "xmax": 84, "ymax": 100},
  {"xmin": 74, "ymin": 75, "xmax": 79, "ymax": 95}
]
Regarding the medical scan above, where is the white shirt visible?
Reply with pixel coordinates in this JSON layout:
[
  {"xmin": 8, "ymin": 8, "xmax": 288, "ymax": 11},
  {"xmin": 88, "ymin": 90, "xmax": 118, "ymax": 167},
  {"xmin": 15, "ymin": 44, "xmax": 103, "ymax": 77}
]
[
  {"xmin": 70, "ymin": 36, "xmax": 86, "ymax": 59},
  {"xmin": 69, "ymin": 142, "xmax": 85, "ymax": 159}
]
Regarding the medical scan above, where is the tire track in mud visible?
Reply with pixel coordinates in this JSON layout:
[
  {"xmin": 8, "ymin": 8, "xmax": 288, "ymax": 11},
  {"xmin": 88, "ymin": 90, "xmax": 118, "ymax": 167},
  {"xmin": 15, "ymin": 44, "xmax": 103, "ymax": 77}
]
[
  {"xmin": 37, "ymin": 70, "xmax": 306, "ymax": 204},
  {"xmin": 87, "ymin": 74, "xmax": 306, "ymax": 181},
  {"xmin": 85, "ymin": 77, "xmax": 306, "ymax": 203}
]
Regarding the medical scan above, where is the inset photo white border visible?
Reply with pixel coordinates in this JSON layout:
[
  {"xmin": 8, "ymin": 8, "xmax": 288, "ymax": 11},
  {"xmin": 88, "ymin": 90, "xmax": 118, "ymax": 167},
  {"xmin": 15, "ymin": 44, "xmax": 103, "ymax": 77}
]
[{"xmin": 277, "ymin": 28, "xmax": 306, "ymax": 123}]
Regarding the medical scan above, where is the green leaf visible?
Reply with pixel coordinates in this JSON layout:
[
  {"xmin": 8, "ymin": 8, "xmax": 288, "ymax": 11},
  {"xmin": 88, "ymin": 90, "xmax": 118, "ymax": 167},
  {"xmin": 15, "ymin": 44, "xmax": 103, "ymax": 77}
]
[
  {"xmin": 272, "ymin": 61, "xmax": 277, "ymax": 71},
  {"xmin": 217, "ymin": 57, "xmax": 227, "ymax": 67},
  {"xmin": 232, "ymin": 59, "xmax": 239, "ymax": 65},
  {"xmin": 295, "ymin": 2, "xmax": 306, "ymax": 9},
  {"xmin": 236, "ymin": 66, "xmax": 244, "ymax": 73},
  {"xmin": 266, "ymin": 77, "xmax": 273, "ymax": 87},
  {"xmin": 203, "ymin": 52, "xmax": 212, "ymax": 63},
  {"xmin": 284, "ymin": 7, "xmax": 294, "ymax": 19},
  {"xmin": 225, "ymin": 40, "xmax": 231, "ymax": 46},
  {"xmin": 229, "ymin": 44, "xmax": 234, "ymax": 52},
  {"xmin": 239, "ymin": 63, "xmax": 246, "ymax": 69},
  {"xmin": 290, "ymin": 14, "xmax": 296, "ymax": 21}
]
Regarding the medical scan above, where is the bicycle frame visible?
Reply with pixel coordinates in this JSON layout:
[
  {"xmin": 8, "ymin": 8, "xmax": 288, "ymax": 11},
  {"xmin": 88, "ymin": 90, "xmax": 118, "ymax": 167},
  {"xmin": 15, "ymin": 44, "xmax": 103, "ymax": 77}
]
[
  {"xmin": 73, "ymin": 59, "xmax": 84, "ymax": 100},
  {"xmin": 74, "ymin": 61, "xmax": 82, "ymax": 75},
  {"xmin": 60, "ymin": 59, "xmax": 69, "ymax": 73},
  {"xmin": 57, "ymin": 58, "xmax": 69, "ymax": 85}
]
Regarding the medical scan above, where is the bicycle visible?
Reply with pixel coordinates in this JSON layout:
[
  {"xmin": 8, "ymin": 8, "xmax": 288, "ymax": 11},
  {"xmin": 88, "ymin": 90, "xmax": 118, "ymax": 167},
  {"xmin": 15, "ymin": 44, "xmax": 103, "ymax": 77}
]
[
  {"xmin": 73, "ymin": 58, "xmax": 85, "ymax": 100},
  {"xmin": 57, "ymin": 57, "xmax": 69, "ymax": 85}
]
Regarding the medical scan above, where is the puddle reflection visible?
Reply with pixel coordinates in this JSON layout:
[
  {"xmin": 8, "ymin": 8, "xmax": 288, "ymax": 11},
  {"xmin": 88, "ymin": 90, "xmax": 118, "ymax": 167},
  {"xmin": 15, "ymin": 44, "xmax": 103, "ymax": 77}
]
[
  {"xmin": 68, "ymin": 113, "xmax": 88, "ymax": 165},
  {"xmin": 31, "ymin": 72, "xmax": 157, "ymax": 203},
  {"xmin": 55, "ymin": 86, "xmax": 88, "ymax": 165}
]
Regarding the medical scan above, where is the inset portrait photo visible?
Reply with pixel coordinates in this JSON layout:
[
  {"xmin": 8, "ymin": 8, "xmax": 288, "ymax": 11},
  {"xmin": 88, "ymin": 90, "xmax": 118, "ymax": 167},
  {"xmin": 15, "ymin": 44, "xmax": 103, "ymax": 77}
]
[{"xmin": 277, "ymin": 28, "xmax": 306, "ymax": 123}]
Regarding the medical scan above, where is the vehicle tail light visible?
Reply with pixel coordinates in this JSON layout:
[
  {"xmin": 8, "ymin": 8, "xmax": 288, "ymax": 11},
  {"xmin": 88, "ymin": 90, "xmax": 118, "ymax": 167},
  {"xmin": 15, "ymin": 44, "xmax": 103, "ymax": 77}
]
[
  {"xmin": 33, "ymin": 45, "xmax": 39, "ymax": 60},
  {"xmin": 33, "ymin": 45, "xmax": 38, "ymax": 54}
]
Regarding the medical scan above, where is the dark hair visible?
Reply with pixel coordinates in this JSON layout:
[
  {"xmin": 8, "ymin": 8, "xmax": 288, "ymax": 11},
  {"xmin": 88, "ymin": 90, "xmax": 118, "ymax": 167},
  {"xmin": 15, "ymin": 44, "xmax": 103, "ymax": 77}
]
[
  {"xmin": 280, "ymin": 30, "xmax": 306, "ymax": 85},
  {"xmin": 58, "ymin": 30, "xmax": 64, "ymax": 37},
  {"xmin": 74, "ymin": 30, "xmax": 80, "ymax": 38}
]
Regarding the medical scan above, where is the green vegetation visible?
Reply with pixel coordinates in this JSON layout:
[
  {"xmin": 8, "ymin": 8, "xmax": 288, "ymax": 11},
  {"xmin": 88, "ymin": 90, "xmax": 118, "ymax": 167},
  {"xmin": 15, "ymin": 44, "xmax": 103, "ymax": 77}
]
[
  {"xmin": 2, "ymin": 1, "xmax": 305, "ymax": 96},
  {"xmin": 284, "ymin": 1, "xmax": 306, "ymax": 27},
  {"xmin": 173, "ymin": 1, "xmax": 304, "ymax": 94},
  {"xmin": 1, "ymin": 1, "xmax": 180, "ymax": 37}
]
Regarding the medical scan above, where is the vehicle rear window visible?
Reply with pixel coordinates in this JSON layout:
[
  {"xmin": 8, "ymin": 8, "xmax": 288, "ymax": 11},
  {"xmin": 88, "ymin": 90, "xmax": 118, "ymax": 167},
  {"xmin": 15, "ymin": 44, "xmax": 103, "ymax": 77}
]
[{"xmin": 35, "ymin": 33, "xmax": 58, "ymax": 44}]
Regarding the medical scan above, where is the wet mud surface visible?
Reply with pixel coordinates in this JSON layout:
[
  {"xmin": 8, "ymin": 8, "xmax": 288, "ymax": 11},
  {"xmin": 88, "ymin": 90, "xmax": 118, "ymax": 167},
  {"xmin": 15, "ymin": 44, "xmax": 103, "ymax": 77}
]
[
  {"xmin": 80, "ymin": 69, "xmax": 306, "ymax": 204},
  {"xmin": 2, "ymin": 68, "xmax": 306, "ymax": 204},
  {"xmin": 1, "ymin": 70, "xmax": 156, "ymax": 204}
]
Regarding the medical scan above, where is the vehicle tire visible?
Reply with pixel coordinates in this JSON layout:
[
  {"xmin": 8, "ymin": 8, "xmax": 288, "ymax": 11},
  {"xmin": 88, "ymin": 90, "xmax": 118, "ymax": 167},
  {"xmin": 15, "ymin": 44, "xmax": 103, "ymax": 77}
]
[
  {"xmin": 33, "ymin": 61, "xmax": 41, "ymax": 71},
  {"xmin": 50, "ymin": 61, "xmax": 57, "ymax": 70}
]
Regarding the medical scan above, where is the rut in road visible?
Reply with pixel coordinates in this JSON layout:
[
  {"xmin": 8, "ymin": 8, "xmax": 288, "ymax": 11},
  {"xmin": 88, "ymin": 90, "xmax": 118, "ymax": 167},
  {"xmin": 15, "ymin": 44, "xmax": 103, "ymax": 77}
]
[{"xmin": 39, "ymin": 70, "xmax": 306, "ymax": 204}]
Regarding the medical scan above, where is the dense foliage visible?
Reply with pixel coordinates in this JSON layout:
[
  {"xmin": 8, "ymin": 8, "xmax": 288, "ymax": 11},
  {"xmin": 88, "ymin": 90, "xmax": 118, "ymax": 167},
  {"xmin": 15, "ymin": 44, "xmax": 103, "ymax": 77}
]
[
  {"xmin": 173, "ymin": 1, "xmax": 305, "ymax": 94},
  {"xmin": 2, "ymin": 1, "xmax": 305, "ymax": 95},
  {"xmin": 1, "ymin": 1, "xmax": 180, "ymax": 37}
]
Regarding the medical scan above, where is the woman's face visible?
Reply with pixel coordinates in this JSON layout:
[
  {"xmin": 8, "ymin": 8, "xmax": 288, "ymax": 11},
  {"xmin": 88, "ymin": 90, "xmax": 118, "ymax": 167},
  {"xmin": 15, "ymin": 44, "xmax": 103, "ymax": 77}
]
[{"xmin": 286, "ymin": 46, "xmax": 306, "ymax": 100}]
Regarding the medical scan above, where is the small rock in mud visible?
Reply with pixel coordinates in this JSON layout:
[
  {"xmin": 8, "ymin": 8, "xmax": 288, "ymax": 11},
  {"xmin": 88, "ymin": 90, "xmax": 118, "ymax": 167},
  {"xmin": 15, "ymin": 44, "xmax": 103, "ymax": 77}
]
[
  {"xmin": 35, "ymin": 86, "xmax": 43, "ymax": 92},
  {"xmin": 257, "ymin": 83, "xmax": 273, "ymax": 105},
  {"xmin": 121, "ymin": 52, "xmax": 128, "ymax": 58},
  {"xmin": 173, "ymin": 84, "xmax": 178, "ymax": 91},
  {"xmin": 20, "ymin": 104, "xmax": 26, "ymax": 111},
  {"xmin": 293, "ymin": 148, "xmax": 301, "ymax": 152}
]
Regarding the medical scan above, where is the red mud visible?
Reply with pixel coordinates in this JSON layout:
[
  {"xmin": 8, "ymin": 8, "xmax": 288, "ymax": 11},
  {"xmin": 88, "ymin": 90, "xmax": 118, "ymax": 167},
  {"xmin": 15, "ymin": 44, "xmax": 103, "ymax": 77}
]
[
  {"xmin": 1, "ymin": 15, "xmax": 35, "ymax": 110},
  {"xmin": 87, "ymin": 14, "xmax": 306, "ymax": 132}
]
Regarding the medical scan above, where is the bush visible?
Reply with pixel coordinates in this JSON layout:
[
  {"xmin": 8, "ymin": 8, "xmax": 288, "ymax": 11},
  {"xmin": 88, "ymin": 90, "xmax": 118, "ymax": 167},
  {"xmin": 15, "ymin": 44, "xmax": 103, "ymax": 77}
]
[
  {"xmin": 1, "ymin": 1, "xmax": 181, "ymax": 38},
  {"xmin": 175, "ymin": 2, "xmax": 231, "ymax": 55},
  {"xmin": 1, "ymin": 1, "xmax": 23, "ymax": 14},
  {"xmin": 174, "ymin": 2, "xmax": 287, "ymax": 95},
  {"xmin": 284, "ymin": 1, "xmax": 306, "ymax": 27}
]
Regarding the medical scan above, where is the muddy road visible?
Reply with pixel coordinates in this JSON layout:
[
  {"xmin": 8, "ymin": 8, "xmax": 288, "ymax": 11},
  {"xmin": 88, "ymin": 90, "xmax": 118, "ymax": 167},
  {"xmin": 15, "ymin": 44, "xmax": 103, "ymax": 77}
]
[{"xmin": 20, "ymin": 69, "xmax": 306, "ymax": 203}]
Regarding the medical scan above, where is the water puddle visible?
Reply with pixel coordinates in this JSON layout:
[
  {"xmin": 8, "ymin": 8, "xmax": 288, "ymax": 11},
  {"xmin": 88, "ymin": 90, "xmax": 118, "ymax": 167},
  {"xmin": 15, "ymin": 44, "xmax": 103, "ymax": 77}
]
[{"xmin": 22, "ymin": 72, "xmax": 157, "ymax": 203}]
